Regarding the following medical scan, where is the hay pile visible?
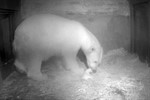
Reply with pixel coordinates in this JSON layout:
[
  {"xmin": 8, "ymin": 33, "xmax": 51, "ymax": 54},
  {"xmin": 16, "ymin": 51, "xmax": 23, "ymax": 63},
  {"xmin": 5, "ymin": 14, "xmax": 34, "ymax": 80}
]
[{"xmin": 0, "ymin": 48, "xmax": 150, "ymax": 100}]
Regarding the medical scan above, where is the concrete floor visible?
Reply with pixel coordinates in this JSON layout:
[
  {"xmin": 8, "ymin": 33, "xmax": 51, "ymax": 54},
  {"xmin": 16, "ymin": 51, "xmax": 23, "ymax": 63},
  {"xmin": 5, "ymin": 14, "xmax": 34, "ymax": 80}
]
[{"xmin": 0, "ymin": 48, "xmax": 149, "ymax": 100}]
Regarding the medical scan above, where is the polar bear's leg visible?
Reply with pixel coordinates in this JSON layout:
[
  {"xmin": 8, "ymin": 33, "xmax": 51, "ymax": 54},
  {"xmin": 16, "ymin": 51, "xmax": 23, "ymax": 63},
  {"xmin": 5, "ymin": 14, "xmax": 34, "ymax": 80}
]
[
  {"xmin": 63, "ymin": 53, "xmax": 84, "ymax": 75},
  {"xmin": 26, "ymin": 57, "xmax": 48, "ymax": 81},
  {"xmin": 14, "ymin": 59, "xmax": 27, "ymax": 73}
]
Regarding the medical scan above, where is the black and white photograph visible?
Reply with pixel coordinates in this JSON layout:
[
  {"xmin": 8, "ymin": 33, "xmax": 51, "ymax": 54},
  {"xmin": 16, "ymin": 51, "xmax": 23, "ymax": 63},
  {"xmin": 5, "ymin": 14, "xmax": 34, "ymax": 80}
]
[{"xmin": 0, "ymin": 0, "xmax": 150, "ymax": 100}]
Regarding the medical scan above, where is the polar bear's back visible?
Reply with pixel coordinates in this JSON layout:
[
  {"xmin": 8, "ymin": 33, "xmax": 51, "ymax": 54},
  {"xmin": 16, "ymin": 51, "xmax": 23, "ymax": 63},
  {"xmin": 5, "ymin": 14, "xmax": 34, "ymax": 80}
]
[{"xmin": 14, "ymin": 14, "xmax": 87, "ymax": 57}]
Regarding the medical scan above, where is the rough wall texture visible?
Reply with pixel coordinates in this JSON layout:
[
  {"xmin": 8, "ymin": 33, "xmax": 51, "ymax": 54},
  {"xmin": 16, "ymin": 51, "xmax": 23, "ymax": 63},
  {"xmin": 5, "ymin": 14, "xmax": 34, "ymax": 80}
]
[{"xmin": 20, "ymin": 0, "xmax": 130, "ymax": 53}]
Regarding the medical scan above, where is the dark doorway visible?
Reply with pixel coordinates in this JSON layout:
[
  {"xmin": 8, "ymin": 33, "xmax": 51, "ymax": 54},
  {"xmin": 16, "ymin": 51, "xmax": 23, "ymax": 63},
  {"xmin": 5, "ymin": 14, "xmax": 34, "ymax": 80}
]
[
  {"xmin": 0, "ymin": 9, "xmax": 16, "ymax": 63},
  {"xmin": 131, "ymin": 2, "xmax": 150, "ymax": 62}
]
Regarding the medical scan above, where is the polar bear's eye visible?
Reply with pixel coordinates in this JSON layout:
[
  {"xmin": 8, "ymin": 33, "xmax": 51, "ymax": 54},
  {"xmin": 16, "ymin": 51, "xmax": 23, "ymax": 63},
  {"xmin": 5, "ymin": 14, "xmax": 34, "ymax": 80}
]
[
  {"xmin": 94, "ymin": 61, "xmax": 98, "ymax": 64},
  {"xmin": 91, "ymin": 48, "xmax": 95, "ymax": 51},
  {"xmin": 88, "ymin": 47, "xmax": 96, "ymax": 53}
]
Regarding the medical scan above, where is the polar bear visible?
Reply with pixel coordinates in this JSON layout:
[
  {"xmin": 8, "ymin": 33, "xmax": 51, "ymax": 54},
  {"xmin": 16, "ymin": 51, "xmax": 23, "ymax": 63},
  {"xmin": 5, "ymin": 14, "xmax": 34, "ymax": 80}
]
[{"xmin": 13, "ymin": 14, "xmax": 103, "ymax": 81}]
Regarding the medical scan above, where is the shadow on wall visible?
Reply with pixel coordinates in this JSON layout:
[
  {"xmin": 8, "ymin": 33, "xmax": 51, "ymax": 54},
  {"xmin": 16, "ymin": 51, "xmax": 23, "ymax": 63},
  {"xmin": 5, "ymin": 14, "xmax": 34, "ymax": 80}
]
[{"xmin": 105, "ymin": 15, "xmax": 130, "ymax": 52}]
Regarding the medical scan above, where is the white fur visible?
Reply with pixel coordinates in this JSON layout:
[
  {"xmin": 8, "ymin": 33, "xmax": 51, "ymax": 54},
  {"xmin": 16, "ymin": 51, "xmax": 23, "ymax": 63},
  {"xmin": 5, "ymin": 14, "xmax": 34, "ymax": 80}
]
[{"xmin": 13, "ymin": 14, "xmax": 103, "ymax": 81}]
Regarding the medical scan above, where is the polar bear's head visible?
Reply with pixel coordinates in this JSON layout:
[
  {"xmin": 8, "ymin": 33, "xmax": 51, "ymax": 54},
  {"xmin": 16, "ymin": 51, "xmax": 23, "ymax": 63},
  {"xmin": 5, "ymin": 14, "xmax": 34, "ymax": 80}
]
[
  {"xmin": 86, "ymin": 45, "xmax": 102, "ymax": 72},
  {"xmin": 80, "ymin": 27, "xmax": 103, "ymax": 73}
]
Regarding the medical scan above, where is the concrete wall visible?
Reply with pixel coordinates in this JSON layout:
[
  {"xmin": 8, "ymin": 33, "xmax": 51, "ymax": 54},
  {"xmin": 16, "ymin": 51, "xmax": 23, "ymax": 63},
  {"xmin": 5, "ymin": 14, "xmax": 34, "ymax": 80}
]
[
  {"xmin": 0, "ymin": 0, "xmax": 20, "ymax": 10},
  {"xmin": 20, "ymin": 0, "xmax": 130, "ymax": 53}
]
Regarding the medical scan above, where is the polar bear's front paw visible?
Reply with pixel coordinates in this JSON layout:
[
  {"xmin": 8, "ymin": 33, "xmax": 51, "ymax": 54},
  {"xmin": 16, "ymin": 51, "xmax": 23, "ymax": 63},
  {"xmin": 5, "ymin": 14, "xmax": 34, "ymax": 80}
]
[{"xmin": 28, "ymin": 73, "xmax": 48, "ymax": 81}]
